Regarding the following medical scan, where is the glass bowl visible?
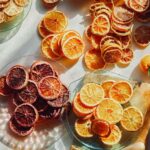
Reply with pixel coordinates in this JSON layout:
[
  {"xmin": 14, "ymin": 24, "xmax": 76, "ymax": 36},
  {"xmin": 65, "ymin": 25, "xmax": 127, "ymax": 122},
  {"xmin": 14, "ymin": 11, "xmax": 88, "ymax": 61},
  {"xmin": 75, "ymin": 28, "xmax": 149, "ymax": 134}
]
[
  {"xmin": 0, "ymin": 0, "xmax": 32, "ymax": 43},
  {"xmin": 0, "ymin": 55, "xmax": 67, "ymax": 150},
  {"xmin": 64, "ymin": 70, "xmax": 148, "ymax": 150}
]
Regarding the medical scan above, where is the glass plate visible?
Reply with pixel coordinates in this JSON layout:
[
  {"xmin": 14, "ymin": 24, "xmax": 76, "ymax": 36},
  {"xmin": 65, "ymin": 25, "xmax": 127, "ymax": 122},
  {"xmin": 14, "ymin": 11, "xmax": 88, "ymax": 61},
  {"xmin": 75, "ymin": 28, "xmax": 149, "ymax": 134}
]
[
  {"xmin": 64, "ymin": 70, "xmax": 148, "ymax": 150},
  {"xmin": 0, "ymin": 55, "xmax": 67, "ymax": 150}
]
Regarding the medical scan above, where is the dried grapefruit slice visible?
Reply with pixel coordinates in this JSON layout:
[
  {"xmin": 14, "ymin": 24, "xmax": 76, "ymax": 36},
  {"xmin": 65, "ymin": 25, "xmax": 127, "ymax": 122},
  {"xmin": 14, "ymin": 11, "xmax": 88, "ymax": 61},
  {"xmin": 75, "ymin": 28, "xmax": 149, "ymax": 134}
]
[
  {"xmin": 73, "ymin": 93, "xmax": 95, "ymax": 117},
  {"xmin": 14, "ymin": 103, "xmax": 39, "ymax": 127},
  {"xmin": 101, "ymin": 80, "xmax": 115, "ymax": 98},
  {"xmin": 80, "ymin": 83, "xmax": 104, "ymax": 107},
  {"xmin": 84, "ymin": 48, "xmax": 106, "ymax": 70},
  {"xmin": 6, "ymin": 65, "xmax": 29, "ymax": 90},
  {"xmin": 43, "ymin": 11, "xmax": 68, "ymax": 33},
  {"xmin": 101, "ymin": 124, "xmax": 122, "ymax": 145},
  {"xmin": 95, "ymin": 99, "xmax": 123, "ymax": 124},
  {"xmin": 75, "ymin": 119, "xmax": 94, "ymax": 138},
  {"xmin": 62, "ymin": 36, "xmax": 84, "ymax": 60},
  {"xmin": 38, "ymin": 76, "xmax": 61, "ymax": 100},
  {"xmin": 91, "ymin": 14, "xmax": 110, "ymax": 36},
  {"xmin": 133, "ymin": 25, "xmax": 150, "ymax": 48},
  {"xmin": 14, "ymin": 0, "xmax": 29, "ymax": 7},
  {"xmin": 109, "ymin": 81, "xmax": 133, "ymax": 104},
  {"xmin": 120, "ymin": 106, "xmax": 144, "ymax": 131}
]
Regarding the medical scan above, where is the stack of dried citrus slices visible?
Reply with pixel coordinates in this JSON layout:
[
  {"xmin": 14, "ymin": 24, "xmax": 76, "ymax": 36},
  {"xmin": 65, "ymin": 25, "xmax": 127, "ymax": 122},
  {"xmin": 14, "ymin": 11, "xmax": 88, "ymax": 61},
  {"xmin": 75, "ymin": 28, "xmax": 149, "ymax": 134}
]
[
  {"xmin": 73, "ymin": 80, "xmax": 144, "ymax": 146},
  {"xmin": 0, "ymin": 0, "xmax": 29, "ymax": 24},
  {"xmin": 38, "ymin": 10, "xmax": 85, "ymax": 60},
  {"xmin": 0, "ymin": 60, "xmax": 69, "ymax": 136}
]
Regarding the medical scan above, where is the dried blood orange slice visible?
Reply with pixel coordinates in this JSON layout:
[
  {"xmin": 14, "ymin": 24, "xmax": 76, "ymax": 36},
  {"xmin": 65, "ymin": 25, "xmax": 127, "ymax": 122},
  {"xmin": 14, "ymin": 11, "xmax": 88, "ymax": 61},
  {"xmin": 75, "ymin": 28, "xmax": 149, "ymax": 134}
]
[
  {"xmin": 85, "ymin": 25, "xmax": 92, "ymax": 41},
  {"xmin": 9, "ymin": 117, "xmax": 34, "ymax": 136},
  {"xmin": 91, "ymin": 14, "xmax": 110, "ymax": 36},
  {"xmin": 18, "ymin": 80, "xmax": 38, "ymax": 104},
  {"xmin": 101, "ymin": 124, "xmax": 122, "ymax": 145},
  {"xmin": 43, "ymin": 11, "xmax": 68, "ymax": 33},
  {"xmin": 91, "ymin": 119, "xmax": 110, "ymax": 137},
  {"xmin": 38, "ymin": 76, "xmax": 61, "ymax": 100},
  {"xmin": 120, "ymin": 106, "xmax": 144, "ymax": 131},
  {"xmin": 73, "ymin": 93, "xmax": 95, "ymax": 117},
  {"xmin": 0, "ymin": 76, "xmax": 11, "ymax": 96},
  {"xmin": 101, "ymin": 80, "xmax": 115, "ymax": 98},
  {"xmin": 109, "ymin": 81, "xmax": 133, "ymax": 104},
  {"xmin": 80, "ymin": 83, "xmax": 104, "ymax": 107},
  {"xmin": 33, "ymin": 97, "xmax": 48, "ymax": 112},
  {"xmin": 95, "ymin": 99, "xmax": 123, "ymax": 124},
  {"xmin": 134, "ymin": 25, "xmax": 150, "ymax": 48},
  {"xmin": 75, "ymin": 119, "xmax": 94, "ymax": 138},
  {"xmin": 84, "ymin": 48, "xmax": 106, "ymax": 70},
  {"xmin": 14, "ymin": 0, "xmax": 29, "ymax": 7},
  {"xmin": 120, "ymin": 35, "xmax": 131, "ymax": 49},
  {"xmin": 14, "ymin": 103, "xmax": 39, "ymax": 127},
  {"xmin": 136, "ymin": 9, "xmax": 150, "ymax": 23},
  {"xmin": 62, "ymin": 36, "xmax": 85, "ymax": 60},
  {"xmin": 30, "ymin": 61, "xmax": 55, "ymax": 82},
  {"xmin": 47, "ymin": 84, "xmax": 69, "ymax": 108},
  {"xmin": 119, "ymin": 48, "xmax": 134, "ymax": 65},
  {"xmin": 11, "ymin": 93, "xmax": 23, "ymax": 106},
  {"xmin": 6, "ymin": 65, "xmax": 29, "ymax": 90},
  {"xmin": 38, "ymin": 20, "xmax": 51, "ymax": 38}
]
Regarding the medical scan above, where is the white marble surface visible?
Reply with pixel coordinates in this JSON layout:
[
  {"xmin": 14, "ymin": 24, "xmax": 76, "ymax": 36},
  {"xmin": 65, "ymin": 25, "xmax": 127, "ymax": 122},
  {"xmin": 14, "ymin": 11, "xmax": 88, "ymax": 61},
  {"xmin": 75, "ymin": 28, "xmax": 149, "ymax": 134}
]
[{"xmin": 0, "ymin": 0, "xmax": 150, "ymax": 149}]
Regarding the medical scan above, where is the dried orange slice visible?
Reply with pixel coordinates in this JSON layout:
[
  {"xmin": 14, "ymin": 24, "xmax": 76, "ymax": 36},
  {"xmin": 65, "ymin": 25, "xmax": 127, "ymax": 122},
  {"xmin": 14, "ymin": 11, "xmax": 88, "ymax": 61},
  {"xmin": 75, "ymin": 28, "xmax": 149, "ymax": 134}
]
[
  {"xmin": 85, "ymin": 25, "xmax": 92, "ymax": 41},
  {"xmin": 75, "ymin": 119, "xmax": 94, "ymax": 138},
  {"xmin": 84, "ymin": 48, "xmax": 106, "ymax": 70},
  {"xmin": 101, "ymin": 125, "xmax": 122, "ymax": 145},
  {"xmin": 43, "ymin": 11, "xmax": 68, "ymax": 33},
  {"xmin": 120, "ymin": 35, "xmax": 131, "ymax": 49},
  {"xmin": 41, "ymin": 35, "xmax": 61, "ymax": 60},
  {"xmin": 61, "ymin": 30, "xmax": 81, "ymax": 46},
  {"xmin": 119, "ymin": 48, "xmax": 134, "ymax": 65},
  {"xmin": 101, "ymin": 80, "xmax": 115, "ymax": 98},
  {"xmin": 38, "ymin": 20, "xmax": 51, "ymax": 38},
  {"xmin": 90, "ymin": 34, "xmax": 102, "ymax": 49},
  {"xmin": 95, "ymin": 99, "xmax": 123, "ymax": 124},
  {"xmin": 80, "ymin": 83, "xmax": 104, "ymax": 107},
  {"xmin": 73, "ymin": 93, "xmax": 95, "ymax": 117},
  {"xmin": 62, "ymin": 36, "xmax": 84, "ymax": 60},
  {"xmin": 109, "ymin": 81, "xmax": 133, "ymax": 104},
  {"xmin": 120, "ymin": 106, "xmax": 144, "ymax": 131},
  {"xmin": 91, "ymin": 14, "xmax": 110, "ymax": 36},
  {"xmin": 14, "ymin": 0, "xmax": 29, "ymax": 7}
]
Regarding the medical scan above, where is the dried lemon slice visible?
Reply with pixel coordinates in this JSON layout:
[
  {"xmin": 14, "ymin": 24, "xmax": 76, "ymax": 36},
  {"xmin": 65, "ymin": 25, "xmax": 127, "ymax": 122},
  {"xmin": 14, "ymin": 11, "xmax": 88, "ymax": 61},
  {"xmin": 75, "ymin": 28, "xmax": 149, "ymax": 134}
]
[{"xmin": 14, "ymin": 0, "xmax": 29, "ymax": 7}]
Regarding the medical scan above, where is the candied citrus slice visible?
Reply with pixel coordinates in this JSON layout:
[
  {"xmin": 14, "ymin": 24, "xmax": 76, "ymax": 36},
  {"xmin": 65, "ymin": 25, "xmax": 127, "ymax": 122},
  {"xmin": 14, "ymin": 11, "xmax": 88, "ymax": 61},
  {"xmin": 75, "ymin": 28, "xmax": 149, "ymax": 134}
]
[
  {"xmin": 101, "ymin": 80, "xmax": 115, "ymax": 98},
  {"xmin": 38, "ymin": 20, "xmax": 51, "ymax": 38},
  {"xmin": 120, "ymin": 106, "xmax": 144, "ymax": 131},
  {"xmin": 109, "ymin": 81, "xmax": 133, "ymax": 104},
  {"xmin": 119, "ymin": 48, "xmax": 134, "ymax": 65},
  {"xmin": 75, "ymin": 119, "xmax": 94, "ymax": 138},
  {"xmin": 84, "ymin": 48, "xmax": 106, "ymax": 70},
  {"xmin": 62, "ymin": 36, "xmax": 84, "ymax": 60},
  {"xmin": 101, "ymin": 125, "xmax": 122, "ymax": 146},
  {"xmin": 14, "ymin": 0, "xmax": 29, "ymax": 7},
  {"xmin": 133, "ymin": 25, "xmax": 150, "ymax": 48},
  {"xmin": 92, "ymin": 14, "xmax": 110, "ymax": 36},
  {"xmin": 80, "ymin": 83, "xmax": 104, "ymax": 107},
  {"xmin": 95, "ymin": 99, "xmax": 123, "ymax": 124},
  {"xmin": 38, "ymin": 76, "xmax": 61, "ymax": 100},
  {"xmin": 73, "ymin": 93, "xmax": 95, "ymax": 117},
  {"xmin": 43, "ymin": 10, "xmax": 68, "ymax": 33},
  {"xmin": 41, "ymin": 35, "xmax": 61, "ymax": 60}
]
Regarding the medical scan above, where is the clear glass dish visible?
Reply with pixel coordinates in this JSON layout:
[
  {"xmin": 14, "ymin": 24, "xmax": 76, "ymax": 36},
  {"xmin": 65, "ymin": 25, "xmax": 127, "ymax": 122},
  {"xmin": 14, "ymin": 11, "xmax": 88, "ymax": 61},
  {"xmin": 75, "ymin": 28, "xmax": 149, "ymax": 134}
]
[
  {"xmin": 64, "ymin": 70, "xmax": 148, "ymax": 150},
  {"xmin": 0, "ymin": 0, "xmax": 32, "ymax": 43},
  {"xmin": 0, "ymin": 55, "xmax": 67, "ymax": 150}
]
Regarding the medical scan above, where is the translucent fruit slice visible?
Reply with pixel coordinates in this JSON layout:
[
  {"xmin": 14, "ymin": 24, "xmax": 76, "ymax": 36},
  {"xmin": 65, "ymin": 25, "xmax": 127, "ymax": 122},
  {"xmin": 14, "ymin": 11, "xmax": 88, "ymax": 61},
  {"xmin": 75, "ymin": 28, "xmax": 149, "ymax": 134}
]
[
  {"xmin": 38, "ymin": 76, "xmax": 61, "ymax": 100},
  {"xmin": 101, "ymin": 80, "xmax": 115, "ymax": 98},
  {"xmin": 75, "ymin": 119, "xmax": 94, "ymax": 138},
  {"xmin": 14, "ymin": 0, "xmax": 29, "ymax": 7},
  {"xmin": 120, "ymin": 106, "xmax": 144, "ymax": 131},
  {"xmin": 62, "ymin": 36, "xmax": 84, "ymax": 60},
  {"xmin": 95, "ymin": 99, "xmax": 123, "ymax": 124},
  {"xmin": 80, "ymin": 83, "xmax": 104, "ymax": 107},
  {"xmin": 109, "ymin": 81, "xmax": 133, "ymax": 104},
  {"xmin": 43, "ymin": 10, "xmax": 68, "ymax": 33},
  {"xmin": 101, "ymin": 124, "xmax": 122, "ymax": 146},
  {"xmin": 91, "ymin": 14, "xmax": 110, "ymax": 36},
  {"xmin": 73, "ymin": 93, "xmax": 95, "ymax": 117},
  {"xmin": 84, "ymin": 48, "xmax": 106, "ymax": 70}
]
